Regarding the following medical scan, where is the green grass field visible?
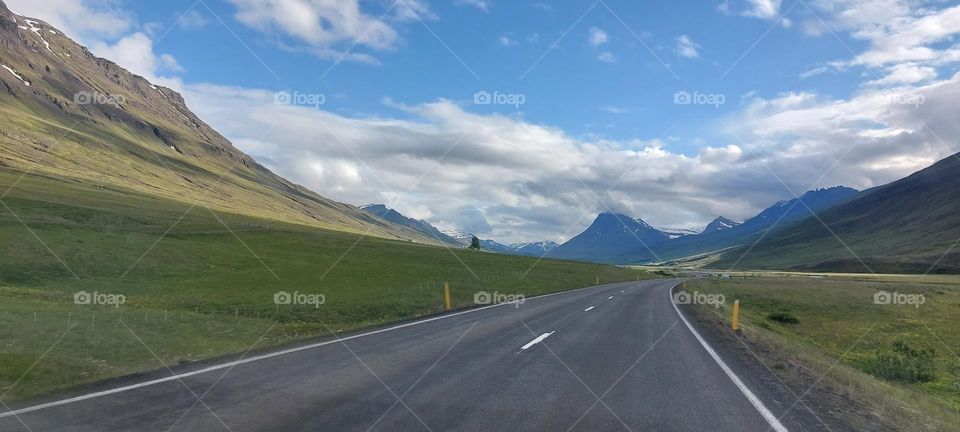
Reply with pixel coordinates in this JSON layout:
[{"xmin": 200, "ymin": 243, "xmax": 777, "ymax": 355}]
[
  {"xmin": 687, "ymin": 274, "xmax": 960, "ymax": 430},
  {"xmin": 0, "ymin": 171, "xmax": 652, "ymax": 401}
]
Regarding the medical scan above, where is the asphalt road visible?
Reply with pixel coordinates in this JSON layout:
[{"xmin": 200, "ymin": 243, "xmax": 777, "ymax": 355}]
[{"xmin": 0, "ymin": 279, "xmax": 816, "ymax": 431}]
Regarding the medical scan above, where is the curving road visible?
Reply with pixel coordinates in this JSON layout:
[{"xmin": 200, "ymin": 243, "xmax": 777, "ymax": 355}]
[{"xmin": 0, "ymin": 279, "xmax": 820, "ymax": 431}]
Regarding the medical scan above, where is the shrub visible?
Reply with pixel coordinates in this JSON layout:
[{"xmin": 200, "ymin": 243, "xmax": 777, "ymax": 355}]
[
  {"xmin": 766, "ymin": 311, "xmax": 800, "ymax": 324},
  {"xmin": 864, "ymin": 339, "xmax": 938, "ymax": 383}
]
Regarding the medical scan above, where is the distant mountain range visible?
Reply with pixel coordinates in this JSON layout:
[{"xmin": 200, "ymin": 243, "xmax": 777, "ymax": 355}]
[
  {"xmin": 360, "ymin": 204, "xmax": 461, "ymax": 246},
  {"xmin": 703, "ymin": 217, "xmax": 740, "ymax": 234},
  {"xmin": 547, "ymin": 186, "xmax": 860, "ymax": 264},
  {"xmin": 549, "ymin": 212, "xmax": 671, "ymax": 262},
  {"xmin": 713, "ymin": 153, "xmax": 960, "ymax": 273},
  {"xmin": 360, "ymin": 205, "xmax": 559, "ymax": 257}
]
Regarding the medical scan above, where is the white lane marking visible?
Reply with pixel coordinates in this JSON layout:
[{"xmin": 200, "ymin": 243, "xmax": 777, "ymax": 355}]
[
  {"xmin": 607, "ymin": 296, "xmax": 614, "ymax": 300},
  {"xmin": 0, "ymin": 281, "xmax": 648, "ymax": 419},
  {"xmin": 521, "ymin": 332, "xmax": 555, "ymax": 350},
  {"xmin": 621, "ymin": 290, "xmax": 625, "ymax": 293},
  {"xmin": 669, "ymin": 283, "xmax": 789, "ymax": 432},
  {"xmin": 584, "ymin": 306, "xmax": 595, "ymax": 312}
]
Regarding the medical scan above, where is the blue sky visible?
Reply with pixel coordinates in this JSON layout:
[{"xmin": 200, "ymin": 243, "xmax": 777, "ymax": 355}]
[
  {"xmin": 135, "ymin": 0, "xmax": 867, "ymax": 152},
  {"xmin": 9, "ymin": 0, "xmax": 960, "ymax": 242}
]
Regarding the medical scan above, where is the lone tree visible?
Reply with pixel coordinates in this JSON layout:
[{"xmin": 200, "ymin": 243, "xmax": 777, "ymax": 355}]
[{"xmin": 469, "ymin": 235, "xmax": 481, "ymax": 250}]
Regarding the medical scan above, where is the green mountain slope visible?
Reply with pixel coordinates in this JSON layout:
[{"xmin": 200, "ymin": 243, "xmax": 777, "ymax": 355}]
[
  {"xmin": 0, "ymin": 3, "xmax": 437, "ymax": 244},
  {"xmin": 715, "ymin": 152, "xmax": 960, "ymax": 273}
]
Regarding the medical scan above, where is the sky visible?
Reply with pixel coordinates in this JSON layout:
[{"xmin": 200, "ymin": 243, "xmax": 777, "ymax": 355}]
[{"xmin": 6, "ymin": 0, "xmax": 960, "ymax": 243}]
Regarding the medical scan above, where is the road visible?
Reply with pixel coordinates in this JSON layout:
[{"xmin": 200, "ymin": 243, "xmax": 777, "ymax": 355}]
[{"xmin": 1, "ymin": 279, "xmax": 817, "ymax": 431}]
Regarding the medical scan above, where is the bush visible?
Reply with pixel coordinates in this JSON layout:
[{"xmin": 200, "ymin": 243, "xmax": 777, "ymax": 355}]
[
  {"xmin": 766, "ymin": 311, "xmax": 800, "ymax": 324},
  {"xmin": 864, "ymin": 340, "xmax": 938, "ymax": 383}
]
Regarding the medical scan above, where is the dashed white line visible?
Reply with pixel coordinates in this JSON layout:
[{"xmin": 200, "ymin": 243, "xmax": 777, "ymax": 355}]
[
  {"xmin": 607, "ymin": 296, "xmax": 614, "ymax": 300},
  {"xmin": 584, "ymin": 306, "xmax": 595, "ymax": 312},
  {"xmin": 521, "ymin": 332, "xmax": 555, "ymax": 350}
]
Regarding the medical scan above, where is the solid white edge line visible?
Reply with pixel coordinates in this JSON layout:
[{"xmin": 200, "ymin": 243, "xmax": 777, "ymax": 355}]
[
  {"xmin": 669, "ymin": 282, "xmax": 789, "ymax": 432},
  {"xmin": 584, "ymin": 306, "xmax": 595, "ymax": 312},
  {"xmin": 0, "ymin": 280, "xmax": 640, "ymax": 419},
  {"xmin": 520, "ymin": 332, "xmax": 555, "ymax": 350}
]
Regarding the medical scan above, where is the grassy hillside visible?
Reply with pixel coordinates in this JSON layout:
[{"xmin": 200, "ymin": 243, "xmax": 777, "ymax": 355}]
[
  {"xmin": 688, "ymin": 275, "xmax": 960, "ymax": 430},
  {"xmin": 713, "ymin": 153, "xmax": 960, "ymax": 273},
  {"xmin": 0, "ymin": 171, "xmax": 651, "ymax": 401},
  {"xmin": 0, "ymin": 5, "xmax": 436, "ymax": 244}
]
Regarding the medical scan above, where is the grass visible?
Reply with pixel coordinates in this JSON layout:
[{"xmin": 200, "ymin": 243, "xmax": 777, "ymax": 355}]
[
  {"xmin": 687, "ymin": 274, "xmax": 960, "ymax": 431},
  {"xmin": 0, "ymin": 171, "xmax": 654, "ymax": 401}
]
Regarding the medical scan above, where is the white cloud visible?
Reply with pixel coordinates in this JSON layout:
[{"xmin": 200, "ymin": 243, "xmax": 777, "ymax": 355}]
[
  {"xmin": 597, "ymin": 51, "xmax": 616, "ymax": 63},
  {"xmin": 176, "ymin": 10, "xmax": 209, "ymax": 30},
  {"xmin": 498, "ymin": 34, "xmax": 518, "ymax": 46},
  {"xmin": 588, "ymin": 27, "xmax": 608, "ymax": 46},
  {"xmin": 799, "ymin": 65, "xmax": 830, "ymax": 79},
  {"xmin": 533, "ymin": 3, "xmax": 553, "ymax": 12},
  {"xmin": 745, "ymin": 0, "xmax": 781, "ymax": 19},
  {"xmin": 675, "ymin": 35, "xmax": 700, "ymax": 59},
  {"xmin": 227, "ymin": 0, "xmax": 430, "ymax": 62},
  {"xmin": 5, "ymin": 0, "xmax": 133, "ymax": 42},
  {"xmin": 719, "ymin": 0, "xmax": 782, "ymax": 20},
  {"xmin": 455, "ymin": 0, "xmax": 490, "ymax": 12},
  {"xmin": 88, "ymin": 33, "xmax": 183, "ymax": 86},
  {"xmin": 601, "ymin": 106, "xmax": 627, "ymax": 114},
  {"xmin": 180, "ymin": 69, "xmax": 960, "ymax": 243},
  {"xmin": 866, "ymin": 63, "xmax": 937, "ymax": 86}
]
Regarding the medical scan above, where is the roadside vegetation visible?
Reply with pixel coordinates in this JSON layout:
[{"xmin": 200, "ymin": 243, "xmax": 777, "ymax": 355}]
[
  {"xmin": 687, "ymin": 273, "xmax": 960, "ymax": 431},
  {"xmin": 0, "ymin": 171, "xmax": 652, "ymax": 401}
]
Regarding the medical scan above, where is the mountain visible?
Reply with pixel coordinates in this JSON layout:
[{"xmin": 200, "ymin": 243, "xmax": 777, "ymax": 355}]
[
  {"xmin": 0, "ymin": 3, "xmax": 438, "ymax": 244},
  {"xmin": 702, "ymin": 217, "xmax": 740, "ymax": 234},
  {"xmin": 714, "ymin": 153, "xmax": 960, "ymax": 273},
  {"xmin": 510, "ymin": 241, "xmax": 559, "ymax": 257},
  {"xmin": 736, "ymin": 186, "xmax": 860, "ymax": 233},
  {"xmin": 480, "ymin": 239, "xmax": 512, "ymax": 253},
  {"xmin": 441, "ymin": 229, "xmax": 473, "ymax": 246},
  {"xmin": 620, "ymin": 186, "xmax": 860, "ymax": 264},
  {"xmin": 549, "ymin": 212, "xmax": 671, "ymax": 262},
  {"xmin": 657, "ymin": 227, "xmax": 701, "ymax": 239},
  {"xmin": 360, "ymin": 204, "xmax": 460, "ymax": 246}
]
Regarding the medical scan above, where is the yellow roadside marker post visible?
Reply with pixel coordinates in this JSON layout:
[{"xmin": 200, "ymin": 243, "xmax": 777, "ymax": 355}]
[
  {"xmin": 444, "ymin": 282, "xmax": 452, "ymax": 311},
  {"xmin": 732, "ymin": 300, "xmax": 741, "ymax": 334}
]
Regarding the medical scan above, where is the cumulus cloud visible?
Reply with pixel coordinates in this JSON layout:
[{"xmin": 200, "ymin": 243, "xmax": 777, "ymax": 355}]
[
  {"xmin": 719, "ymin": 0, "xmax": 785, "ymax": 20},
  {"xmin": 7, "ymin": 0, "xmax": 184, "ymax": 90},
  {"xmin": 498, "ymin": 34, "xmax": 518, "ymax": 46},
  {"xmin": 89, "ymin": 33, "xmax": 183, "ymax": 80},
  {"xmin": 798, "ymin": 1, "xmax": 960, "ymax": 76},
  {"xmin": 5, "ymin": 0, "xmax": 133, "ymax": 41},
  {"xmin": 227, "ymin": 0, "xmax": 430, "ymax": 62},
  {"xmin": 455, "ymin": 0, "xmax": 490, "ymax": 12},
  {"xmin": 597, "ymin": 51, "xmax": 616, "ymax": 63},
  {"xmin": 176, "ymin": 9, "xmax": 209, "ymax": 30},
  {"xmin": 675, "ymin": 35, "xmax": 700, "ymax": 59},
  {"xmin": 588, "ymin": 27, "xmax": 609, "ymax": 46},
  {"xmin": 180, "ymin": 69, "xmax": 960, "ymax": 243}
]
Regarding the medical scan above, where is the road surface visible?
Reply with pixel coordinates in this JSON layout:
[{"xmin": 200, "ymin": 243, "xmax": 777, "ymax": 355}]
[{"xmin": 1, "ymin": 279, "xmax": 820, "ymax": 431}]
